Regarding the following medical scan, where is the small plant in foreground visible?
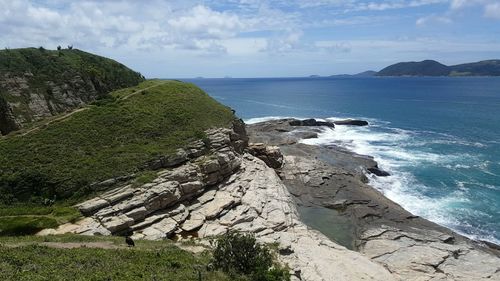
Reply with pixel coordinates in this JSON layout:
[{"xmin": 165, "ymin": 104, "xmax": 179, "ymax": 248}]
[{"xmin": 212, "ymin": 231, "xmax": 290, "ymax": 281}]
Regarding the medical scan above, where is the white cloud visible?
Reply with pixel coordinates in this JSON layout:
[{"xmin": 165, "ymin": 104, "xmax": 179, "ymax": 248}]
[
  {"xmin": 0, "ymin": 0, "xmax": 498, "ymax": 77},
  {"xmin": 449, "ymin": 0, "xmax": 500, "ymax": 20},
  {"xmin": 168, "ymin": 5, "xmax": 244, "ymax": 39},
  {"xmin": 346, "ymin": 0, "xmax": 447, "ymax": 12},
  {"xmin": 484, "ymin": 3, "xmax": 500, "ymax": 19},
  {"xmin": 416, "ymin": 14, "xmax": 452, "ymax": 26}
]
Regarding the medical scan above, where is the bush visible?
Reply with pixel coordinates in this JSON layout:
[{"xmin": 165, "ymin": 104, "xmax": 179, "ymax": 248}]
[{"xmin": 212, "ymin": 231, "xmax": 290, "ymax": 281}]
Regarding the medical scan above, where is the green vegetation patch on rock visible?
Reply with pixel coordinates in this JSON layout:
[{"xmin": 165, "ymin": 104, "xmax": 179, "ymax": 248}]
[{"xmin": 0, "ymin": 80, "xmax": 235, "ymax": 206}]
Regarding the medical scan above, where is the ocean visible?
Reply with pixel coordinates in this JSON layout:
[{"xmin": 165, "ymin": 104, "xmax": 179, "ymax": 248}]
[{"xmin": 184, "ymin": 77, "xmax": 500, "ymax": 245}]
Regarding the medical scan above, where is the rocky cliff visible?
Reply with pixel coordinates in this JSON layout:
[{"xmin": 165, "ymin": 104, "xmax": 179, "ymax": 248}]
[
  {"xmin": 38, "ymin": 117, "xmax": 500, "ymax": 280},
  {"xmin": 0, "ymin": 48, "xmax": 144, "ymax": 135},
  {"xmin": 41, "ymin": 121, "xmax": 396, "ymax": 281},
  {"xmin": 248, "ymin": 118, "xmax": 500, "ymax": 281}
]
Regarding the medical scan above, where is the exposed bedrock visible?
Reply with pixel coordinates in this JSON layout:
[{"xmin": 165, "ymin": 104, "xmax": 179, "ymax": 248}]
[
  {"xmin": 40, "ymin": 118, "xmax": 500, "ymax": 281},
  {"xmin": 41, "ymin": 122, "xmax": 396, "ymax": 281},
  {"xmin": 247, "ymin": 118, "xmax": 500, "ymax": 281}
]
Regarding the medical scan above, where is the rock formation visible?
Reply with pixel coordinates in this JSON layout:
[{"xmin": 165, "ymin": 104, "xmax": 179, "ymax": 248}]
[
  {"xmin": 333, "ymin": 119, "xmax": 369, "ymax": 126},
  {"xmin": 289, "ymin": 118, "xmax": 335, "ymax": 128},
  {"xmin": 39, "ymin": 118, "xmax": 500, "ymax": 281},
  {"xmin": 248, "ymin": 118, "xmax": 500, "ymax": 281},
  {"xmin": 41, "ymin": 122, "xmax": 396, "ymax": 281}
]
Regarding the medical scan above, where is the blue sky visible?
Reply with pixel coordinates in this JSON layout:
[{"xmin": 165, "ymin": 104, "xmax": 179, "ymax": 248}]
[{"xmin": 1, "ymin": 0, "xmax": 500, "ymax": 77}]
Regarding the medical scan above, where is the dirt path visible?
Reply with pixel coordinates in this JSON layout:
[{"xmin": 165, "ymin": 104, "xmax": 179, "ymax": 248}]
[
  {"xmin": 1, "ymin": 240, "xmax": 208, "ymax": 253},
  {"xmin": 14, "ymin": 81, "xmax": 166, "ymax": 138},
  {"xmin": 1, "ymin": 241, "xmax": 125, "ymax": 249}
]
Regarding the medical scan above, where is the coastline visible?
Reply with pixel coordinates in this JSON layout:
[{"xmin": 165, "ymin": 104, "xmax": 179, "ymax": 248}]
[
  {"xmin": 37, "ymin": 117, "xmax": 500, "ymax": 280},
  {"xmin": 247, "ymin": 118, "xmax": 500, "ymax": 280}
]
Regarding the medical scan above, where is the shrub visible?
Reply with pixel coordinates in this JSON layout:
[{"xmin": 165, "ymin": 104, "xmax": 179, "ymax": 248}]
[{"xmin": 212, "ymin": 231, "xmax": 290, "ymax": 281}]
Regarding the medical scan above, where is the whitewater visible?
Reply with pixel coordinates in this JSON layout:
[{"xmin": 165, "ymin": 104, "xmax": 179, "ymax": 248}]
[{"xmin": 186, "ymin": 76, "xmax": 500, "ymax": 245}]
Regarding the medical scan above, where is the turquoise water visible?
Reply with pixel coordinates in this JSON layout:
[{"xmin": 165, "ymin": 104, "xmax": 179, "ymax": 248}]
[{"xmin": 184, "ymin": 77, "xmax": 500, "ymax": 244}]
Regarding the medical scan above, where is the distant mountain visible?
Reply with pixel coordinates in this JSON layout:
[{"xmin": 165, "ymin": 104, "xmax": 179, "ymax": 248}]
[
  {"xmin": 328, "ymin": 71, "xmax": 377, "ymax": 77},
  {"xmin": 449, "ymin": 60, "xmax": 500, "ymax": 76},
  {"xmin": 377, "ymin": 60, "xmax": 450, "ymax": 76},
  {"xmin": 376, "ymin": 59, "xmax": 500, "ymax": 77},
  {"xmin": 354, "ymin": 70, "xmax": 377, "ymax": 77}
]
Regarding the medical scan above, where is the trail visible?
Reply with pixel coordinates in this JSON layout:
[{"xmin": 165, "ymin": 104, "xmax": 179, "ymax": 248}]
[
  {"xmin": 1, "ymin": 240, "xmax": 208, "ymax": 253},
  {"xmin": 11, "ymin": 81, "xmax": 166, "ymax": 138}
]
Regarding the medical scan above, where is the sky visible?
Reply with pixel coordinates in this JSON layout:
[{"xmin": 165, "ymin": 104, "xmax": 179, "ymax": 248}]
[{"xmin": 1, "ymin": 0, "xmax": 500, "ymax": 78}]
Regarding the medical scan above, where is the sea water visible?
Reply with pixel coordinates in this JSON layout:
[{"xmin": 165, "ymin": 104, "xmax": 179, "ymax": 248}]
[{"xmin": 184, "ymin": 77, "xmax": 500, "ymax": 245}]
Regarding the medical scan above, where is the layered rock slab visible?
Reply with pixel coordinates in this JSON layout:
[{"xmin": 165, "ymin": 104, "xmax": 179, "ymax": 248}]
[{"xmin": 42, "ymin": 152, "xmax": 396, "ymax": 280}]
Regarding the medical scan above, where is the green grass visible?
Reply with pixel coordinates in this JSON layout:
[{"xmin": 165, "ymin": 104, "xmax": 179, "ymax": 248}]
[
  {"xmin": 0, "ymin": 206, "xmax": 81, "ymax": 236},
  {"xmin": 0, "ymin": 47, "xmax": 145, "ymax": 131},
  {"xmin": 0, "ymin": 235, "xmax": 238, "ymax": 281},
  {"xmin": 0, "ymin": 80, "xmax": 234, "ymax": 205}
]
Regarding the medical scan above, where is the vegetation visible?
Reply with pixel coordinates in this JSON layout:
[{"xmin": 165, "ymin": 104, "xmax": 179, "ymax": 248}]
[
  {"xmin": 0, "ymin": 205, "xmax": 80, "ymax": 236},
  {"xmin": 212, "ymin": 231, "xmax": 290, "ymax": 281},
  {"xmin": 0, "ymin": 47, "xmax": 143, "ymax": 91},
  {"xmin": 0, "ymin": 47, "xmax": 145, "ymax": 134},
  {"xmin": 0, "ymin": 235, "xmax": 238, "ymax": 281},
  {"xmin": 0, "ymin": 80, "xmax": 235, "ymax": 208},
  {"xmin": 376, "ymin": 59, "xmax": 500, "ymax": 76}
]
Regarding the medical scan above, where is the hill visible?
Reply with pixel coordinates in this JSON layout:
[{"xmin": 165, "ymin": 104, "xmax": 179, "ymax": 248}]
[
  {"xmin": 376, "ymin": 59, "xmax": 500, "ymax": 76},
  {"xmin": 377, "ymin": 60, "xmax": 450, "ymax": 76},
  {"xmin": 0, "ymin": 80, "xmax": 235, "ymax": 234},
  {"xmin": 354, "ymin": 70, "xmax": 377, "ymax": 76},
  {"xmin": 0, "ymin": 47, "xmax": 145, "ymax": 135},
  {"xmin": 449, "ymin": 60, "xmax": 500, "ymax": 76}
]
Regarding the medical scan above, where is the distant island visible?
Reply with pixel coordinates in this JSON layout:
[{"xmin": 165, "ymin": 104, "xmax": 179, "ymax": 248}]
[
  {"xmin": 323, "ymin": 60, "xmax": 500, "ymax": 77},
  {"xmin": 376, "ymin": 59, "xmax": 500, "ymax": 77}
]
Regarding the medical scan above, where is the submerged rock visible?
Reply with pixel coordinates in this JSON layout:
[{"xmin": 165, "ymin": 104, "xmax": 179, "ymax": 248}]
[
  {"xmin": 333, "ymin": 119, "xmax": 369, "ymax": 126},
  {"xmin": 367, "ymin": 167, "xmax": 390, "ymax": 177}
]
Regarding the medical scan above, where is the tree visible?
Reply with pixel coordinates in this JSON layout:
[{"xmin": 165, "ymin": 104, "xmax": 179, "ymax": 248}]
[
  {"xmin": 212, "ymin": 231, "xmax": 290, "ymax": 281},
  {"xmin": 67, "ymin": 45, "xmax": 73, "ymax": 50},
  {"xmin": 57, "ymin": 45, "xmax": 62, "ymax": 51}
]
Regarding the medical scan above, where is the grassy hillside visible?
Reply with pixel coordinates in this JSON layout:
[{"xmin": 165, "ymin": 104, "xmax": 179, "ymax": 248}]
[
  {"xmin": 0, "ymin": 47, "xmax": 145, "ymax": 134},
  {"xmin": 0, "ymin": 80, "xmax": 234, "ymax": 206},
  {"xmin": 0, "ymin": 235, "xmax": 235, "ymax": 281},
  {"xmin": 0, "ymin": 47, "xmax": 143, "ymax": 87}
]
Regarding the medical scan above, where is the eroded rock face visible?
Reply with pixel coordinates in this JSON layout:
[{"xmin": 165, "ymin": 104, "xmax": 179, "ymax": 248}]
[
  {"xmin": 359, "ymin": 226, "xmax": 500, "ymax": 281},
  {"xmin": 247, "ymin": 142, "xmax": 284, "ymax": 168},
  {"xmin": 40, "ymin": 119, "xmax": 500, "ymax": 281},
  {"xmin": 42, "ymin": 125, "xmax": 396, "ymax": 281},
  {"xmin": 51, "ymin": 154, "xmax": 395, "ymax": 281},
  {"xmin": 73, "ymin": 127, "xmax": 244, "ymax": 235},
  {"xmin": 247, "ymin": 119, "xmax": 500, "ymax": 281}
]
